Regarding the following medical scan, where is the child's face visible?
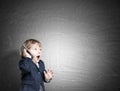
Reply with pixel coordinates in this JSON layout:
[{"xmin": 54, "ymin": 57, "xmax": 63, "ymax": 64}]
[{"xmin": 28, "ymin": 43, "xmax": 42, "ymax": 59}]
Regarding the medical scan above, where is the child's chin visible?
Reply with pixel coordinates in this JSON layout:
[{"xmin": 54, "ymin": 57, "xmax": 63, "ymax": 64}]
[
  {"xmin": 35, "ymin": 59, "xmax": 40, "ymax": 63},
  {"xmin": 37, "ymin": 60, "xmax": 40, "ymax": 62}
]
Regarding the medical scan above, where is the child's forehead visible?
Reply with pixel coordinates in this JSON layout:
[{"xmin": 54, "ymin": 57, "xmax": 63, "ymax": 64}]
[{"xmin": 30, "ymin": 43, "xmax": 41, "ymax": 48}]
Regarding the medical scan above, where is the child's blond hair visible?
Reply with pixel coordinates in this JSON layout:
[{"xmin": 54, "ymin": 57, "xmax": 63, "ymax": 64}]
[{"xmin": 20, "ymin": 39, "xmax": 42, "ymax": 57}]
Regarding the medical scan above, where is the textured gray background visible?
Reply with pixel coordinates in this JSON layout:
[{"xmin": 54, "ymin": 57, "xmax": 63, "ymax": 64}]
[{"xmin": 0, "ymin": 0, "xmax": 120, "ymax": 91}]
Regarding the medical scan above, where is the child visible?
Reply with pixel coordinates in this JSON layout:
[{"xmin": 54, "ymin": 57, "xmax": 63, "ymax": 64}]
[{"xmin": 19, "ymin": 39, "xmax": 53, "ymax": 91}]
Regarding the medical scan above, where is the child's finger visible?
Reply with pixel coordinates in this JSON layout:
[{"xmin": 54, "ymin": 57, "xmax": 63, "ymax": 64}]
[
  {"xmin": 48, "ymin": 69, "xmax": 52, "ymax": 72},
  {"xmin": 49, "ymin": 70, "xmax": 53, "ymax": 74},
  {"xmin": 48, "ymin": 69, "xmax": 50, "ymax": 72},
  {"xmin": 44, "ymin": 71, "xmax": 47, "ymax": 75},
  {"xmin": 47, "ymin": 69, "xmax": 53, "ymax": 74}
]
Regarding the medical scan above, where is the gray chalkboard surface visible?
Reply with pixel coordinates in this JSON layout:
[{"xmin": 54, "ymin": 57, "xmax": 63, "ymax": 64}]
[{"xmin": 0, "ymin": 0, "xmax": 120, "ymax": 91}]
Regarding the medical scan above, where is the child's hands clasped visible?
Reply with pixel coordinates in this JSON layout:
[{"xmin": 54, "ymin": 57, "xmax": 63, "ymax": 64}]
[{"xmin": 44, "ymin": 69, "xmax": 53, "ymax": 82}]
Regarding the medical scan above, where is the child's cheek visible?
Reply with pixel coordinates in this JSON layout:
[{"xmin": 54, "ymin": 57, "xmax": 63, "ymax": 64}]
[{"xmin": 29, "ymin": 50, "xmax": 35, "ymax": 56}]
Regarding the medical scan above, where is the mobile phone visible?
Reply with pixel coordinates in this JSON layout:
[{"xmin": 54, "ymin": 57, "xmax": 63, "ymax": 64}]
[{"xmin": 22, "ymin": 44, "xmax": 33, "ymax": 58}]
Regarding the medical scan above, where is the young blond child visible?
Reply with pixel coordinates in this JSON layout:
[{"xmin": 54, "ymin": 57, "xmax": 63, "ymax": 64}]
[{"xmin": 19, "ymin": 39, "xmax": 53, "ymax": 91}]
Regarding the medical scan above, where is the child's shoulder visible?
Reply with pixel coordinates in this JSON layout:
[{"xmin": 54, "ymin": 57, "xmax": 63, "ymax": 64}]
[
  {"xmin": 39, "ymin": 59, "xmax": 44, "ymax": 63},
  {"xmin": 39, "ymin": 60, "xmax": 45, "ymax": 66},
  {"xmin": 20, "ymin": 57, "xmax": 32, "ymax": 60},
  {"xmin": 19, "ymin": 57, "xmax": 32, "ymax": 63}
]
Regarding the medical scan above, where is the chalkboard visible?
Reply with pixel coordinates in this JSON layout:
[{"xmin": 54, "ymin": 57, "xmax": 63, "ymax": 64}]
[{"xmin": 0, "ymin": 0, "xmax": 120, "ymax": 91}]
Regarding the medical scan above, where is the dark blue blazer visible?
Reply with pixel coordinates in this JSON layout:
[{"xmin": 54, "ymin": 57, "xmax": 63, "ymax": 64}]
[{"xmin": 19, "ymin": 57, "xmax": 47, "ymax": 91}]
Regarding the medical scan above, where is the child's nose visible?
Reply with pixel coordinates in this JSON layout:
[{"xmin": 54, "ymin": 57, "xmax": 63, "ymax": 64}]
[{"xmin": 38, "ymin": 50, "xmax": 41, "ymax": 54}]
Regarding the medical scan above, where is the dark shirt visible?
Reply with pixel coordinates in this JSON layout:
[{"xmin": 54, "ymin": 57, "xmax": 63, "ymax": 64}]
[{"xmin": 19, "ymin": 57, "xmax": 46, "ymax": 91}]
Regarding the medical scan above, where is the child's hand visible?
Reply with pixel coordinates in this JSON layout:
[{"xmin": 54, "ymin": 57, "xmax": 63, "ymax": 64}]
[
  {"xmin": 44, "ymin": 69, "xmax": 53, "ymax": 82},
  {"xmin": 23, "ymin": 49, "xmax": 32, "ymax": 58}
]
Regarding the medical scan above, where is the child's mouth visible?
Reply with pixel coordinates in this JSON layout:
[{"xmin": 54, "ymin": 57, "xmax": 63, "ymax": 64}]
[{"xmin": 37, "ymin": 55, "xmax": 40, "ymax": 59}]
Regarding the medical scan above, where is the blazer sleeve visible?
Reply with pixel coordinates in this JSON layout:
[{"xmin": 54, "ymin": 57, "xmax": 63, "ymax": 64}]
[{"xmin": 19, "ymin": 57, "xmax": 33, "ymax": 73}]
